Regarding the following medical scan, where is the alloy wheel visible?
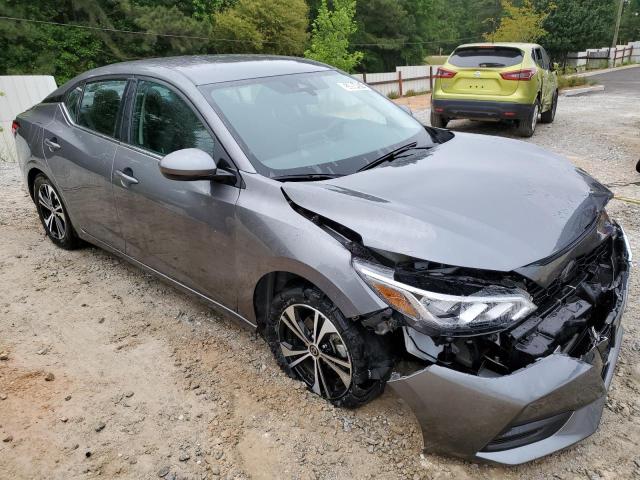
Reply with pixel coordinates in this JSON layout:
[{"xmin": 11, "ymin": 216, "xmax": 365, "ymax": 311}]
[
  {"xmin": 277, "ymin": 304, "xmax": 352, "ymax": 399},
  {"xmin": 38, "ymin": 184, "xmax": 66, "ymax": 240}
]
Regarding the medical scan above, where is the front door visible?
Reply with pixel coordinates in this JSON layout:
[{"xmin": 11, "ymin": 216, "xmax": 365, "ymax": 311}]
[
  {"xmin": 43, "ymin": 79, "xmax": 128, "ymax": 250},
  {"xmin": 112, "ymin": 79, "xmax": 240, "ymax": 308}
]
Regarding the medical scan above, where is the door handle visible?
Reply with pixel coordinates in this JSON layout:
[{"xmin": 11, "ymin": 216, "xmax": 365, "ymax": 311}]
[
  {"xmin": 115, "ymin": 169, "xmax": 139, "ymax": 186},
  {"xmin": 44, "ymin": 137, "xmax": 61, "ymax": 151}
]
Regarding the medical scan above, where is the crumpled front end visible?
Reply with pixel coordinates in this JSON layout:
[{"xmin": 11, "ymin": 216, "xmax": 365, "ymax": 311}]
[{"xmin": 387, "ymin": 223, "xmax": 631, "ymax": 465}]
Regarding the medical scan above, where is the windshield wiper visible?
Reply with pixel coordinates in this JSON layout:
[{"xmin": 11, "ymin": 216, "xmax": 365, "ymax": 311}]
[
  {"xmin": 272, "ymin": 173, "xmax": 342, "ymax": 182},
  {"xmin": 357, "ymin": 143, "xmax": 430, "ymax": 172}
]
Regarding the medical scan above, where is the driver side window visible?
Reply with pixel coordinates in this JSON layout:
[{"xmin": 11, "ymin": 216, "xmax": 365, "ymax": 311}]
[{"xmin": 131, "ymin": 80, "xmax": 215, "ymax": 156}]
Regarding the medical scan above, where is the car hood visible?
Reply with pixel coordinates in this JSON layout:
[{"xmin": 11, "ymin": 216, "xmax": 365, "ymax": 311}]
[{"xmin": 282, "ymin": 132, "xmax": 612, "ymax": 272}]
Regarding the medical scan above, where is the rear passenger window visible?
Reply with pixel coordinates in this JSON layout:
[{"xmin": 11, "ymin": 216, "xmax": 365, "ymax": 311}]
[
  {"xmin": 131, "ymin": 80, "xmax": 214, "ymax": 156},
  {"xmin": 449, "ymin": 47, "xmax": 523, "ymax": 68},
  {"xmin": 77, "ymin": 80, "xmax": 127, "ymax": 137},
  {"xmin": 533, "ymin": 49, "xmax": 545, "ymax": 68},
  {"xmin": 64, "ymin": 85, "xmax": 83, "ymax": 122}
]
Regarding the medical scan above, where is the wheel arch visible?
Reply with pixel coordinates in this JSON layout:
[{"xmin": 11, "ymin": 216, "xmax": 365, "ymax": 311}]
[
  {"xmin": 253, "ymin": 271, "xmax": 330, "ymax": 332},
  {"xmin": 27, "ymin": 166, "xmax": 46, "ymax": 201}
]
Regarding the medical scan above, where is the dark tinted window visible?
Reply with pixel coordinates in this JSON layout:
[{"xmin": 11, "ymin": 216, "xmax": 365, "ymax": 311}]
[
  {"xmin": 449, "ymin": 47, "xmax": 523, "ymax": 68},
  {"xmin": 64, "ymin": 85, "xmax": 83, "ymax": 122},
  {"xmin": 540, "ymin": 48, "xmax": 551, "ymax": 69},
  {"xmin": 77, "ymin": 80, "xmax": 127, "ymax": 137},
  {"xmin": 131, "ymin": 81, "xmax": 214, "ymax": 156},
  {"xmin": 532, "ymin": 48, "xmax": 545, "ymax": 68}
]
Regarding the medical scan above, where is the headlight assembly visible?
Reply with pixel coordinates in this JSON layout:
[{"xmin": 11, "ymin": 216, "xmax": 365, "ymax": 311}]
[{"xmin": 353, "ymin": 257, "xmax": 536, "ymax": 335}]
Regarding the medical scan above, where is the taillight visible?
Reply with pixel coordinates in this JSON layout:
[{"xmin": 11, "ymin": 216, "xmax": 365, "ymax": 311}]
[
  {"xmin": 11, "ymin": 120, "xmax": 20, "ymax": 136},
  {"xmin": 500, "ymin": 68, "xmax": 537, "ymax": 81},
  {"xmin": 434, "ymin": 68, "xmax": 457, "ymax": 79}
]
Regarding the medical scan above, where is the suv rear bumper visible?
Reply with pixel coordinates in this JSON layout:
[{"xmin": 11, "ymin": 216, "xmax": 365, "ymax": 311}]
[{"xmin": 432, "ymin": 99, "xmax": 533, "ymax": 121}]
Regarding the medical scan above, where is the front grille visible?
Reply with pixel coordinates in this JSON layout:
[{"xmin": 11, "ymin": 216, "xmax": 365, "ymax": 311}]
[{"xmin": 528, "ymin": 238, "xmax": 612, "ymax": 315}]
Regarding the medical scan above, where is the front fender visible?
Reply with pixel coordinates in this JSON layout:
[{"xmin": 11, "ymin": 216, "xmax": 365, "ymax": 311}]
[{"xmin": 234, "ymin": 174, "xmax": 387, "ymax": 324}]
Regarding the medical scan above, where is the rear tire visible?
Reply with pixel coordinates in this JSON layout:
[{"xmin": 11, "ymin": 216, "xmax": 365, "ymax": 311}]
[
  {"xmin": 540, "ymin": 91, "xmax": 558, "ymax": 124},
  {"xmin": 34, "ymin": 174, "xmax": 81, "ymax": 250},
  {"xmin": 515, "ymin": 99, "xmax": 539, "ymax": 137},
  {"xmin": 430, "ymin": 110, "xmax": 449, "ymax": 128},
  {"xmin": 264, "ymin": 286, "xmax": 392, "ymax": 408}
]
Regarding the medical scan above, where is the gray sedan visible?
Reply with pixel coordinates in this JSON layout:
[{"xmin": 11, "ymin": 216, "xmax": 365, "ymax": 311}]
[{"xmin": 13, "ymin": 55, "xmax": 631, "ymax": 464}]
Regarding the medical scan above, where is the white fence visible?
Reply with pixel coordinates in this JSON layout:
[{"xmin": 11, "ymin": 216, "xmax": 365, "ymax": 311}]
[
  {"xmin": 566, "ymin": 40, "xmax": 640, "ymax": 70},
  {"xmin": 0, "ymin": 75, "xmax": 57, "ymax": 162},
  {"xmin": 353, "ymin": 65, "xmax": 435, "ymax": 97}
]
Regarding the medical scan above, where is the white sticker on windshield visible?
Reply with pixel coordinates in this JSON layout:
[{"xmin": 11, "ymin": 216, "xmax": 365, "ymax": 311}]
[{"xmin": 337, "ymin": 82, "xmax": 369, "ymax": 92}]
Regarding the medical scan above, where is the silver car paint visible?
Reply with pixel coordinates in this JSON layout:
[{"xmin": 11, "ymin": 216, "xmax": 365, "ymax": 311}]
[
  {"xmin": 282, "ymin": 132, "xmax": 612, "ymax": 272},
  {"xmin": 14, "ymin": 56, "xmax": 628, "ymax": 465}
]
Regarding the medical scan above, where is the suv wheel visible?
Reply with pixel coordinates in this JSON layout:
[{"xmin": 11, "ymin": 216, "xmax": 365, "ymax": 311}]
[
  {"xmin": 540, "ymin": 91, "xmax": 558, "ymax": 124},
  {"xmin": 264, "ymin": 286, "xmax": 391, "ymax": 408},
  {"xmin": 34, "ymin": 174, "xmax": 81, "ymax": 250},
  {"xmin": 430, "ymin": 110, "xmax": 449, "ymax": 128},
  {"xmin": 516, "ymin": 99, "xmax": 539, "ymax": 137}
]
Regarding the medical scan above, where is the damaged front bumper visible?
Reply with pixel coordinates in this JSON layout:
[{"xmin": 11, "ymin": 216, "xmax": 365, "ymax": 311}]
[{"xmin": 388, "ymin": 229, "xmax": 631, "ymax": 465}]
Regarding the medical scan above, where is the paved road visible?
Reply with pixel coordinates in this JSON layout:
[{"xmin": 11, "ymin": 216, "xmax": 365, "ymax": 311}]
[{"xmin": 587, "ymin": 65, "xmax": 640, "ymax": 94}]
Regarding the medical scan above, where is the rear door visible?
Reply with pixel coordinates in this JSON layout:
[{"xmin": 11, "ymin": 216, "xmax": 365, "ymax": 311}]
[
  {"xmin": 112, "ymin": 78, "xmax": 240, "ymax": 308},
  {"xmin": 443, "ymin": 46, "xmax": 524, "ymax": 97},
  {"xmin": 42, "ymin": 78, "xmax": 129, "ymax": 250}
]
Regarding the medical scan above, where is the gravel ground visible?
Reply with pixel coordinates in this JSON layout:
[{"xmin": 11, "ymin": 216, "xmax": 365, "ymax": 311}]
[{"xmin": 1, "ymin": 90, "xmax": 640, "ymax": 480}]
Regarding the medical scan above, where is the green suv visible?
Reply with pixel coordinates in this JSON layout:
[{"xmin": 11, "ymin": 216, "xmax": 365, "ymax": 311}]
[{"xmin": 431, "ymin": 43, "xmax": 558, "ymax": 137}]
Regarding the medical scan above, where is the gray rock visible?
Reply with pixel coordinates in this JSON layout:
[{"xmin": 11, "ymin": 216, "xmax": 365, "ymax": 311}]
[
  {"xmin": 158, "ymin": 466, "xmax": 170, "ymax": 478},
  {"xmin": 44, "ymin": 372, "xmax": 55, "ymax": 381},
  {"xmin": 94, "ymin": 422, "xmax": 106, "ymax": 432},
  {"xmin": 179, "ymin": 453, "xmax": 190, "ymax": 462}
]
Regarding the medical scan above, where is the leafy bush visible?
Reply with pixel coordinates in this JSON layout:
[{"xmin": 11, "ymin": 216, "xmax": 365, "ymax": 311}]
[
  {"xmin": 426, "ymin": 55, "xmax": 448, "ymax": 65},
  {"xmin": 387, "ymin": 91, "xmax": 400, "ymax": 99}
]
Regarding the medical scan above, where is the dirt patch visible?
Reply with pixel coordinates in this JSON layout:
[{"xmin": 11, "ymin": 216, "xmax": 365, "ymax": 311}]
[{"xmin": 1, "ymin": 88, "xmax": 640, "ymax": 479}]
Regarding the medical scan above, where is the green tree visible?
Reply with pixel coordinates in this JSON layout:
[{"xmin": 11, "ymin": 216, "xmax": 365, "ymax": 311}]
[
  {"xmin": 619, "ymin": 0, "xmax": 640, "ymax": 44},
  {"xmin": 535, "ymin": 0, "xmax": 617, "ymax": 60},
  {"xmin": 304, "ymin": 0, "xmax": 363, "ymax": 72},
  {"xmin": 211, "ymin": 0, "xmax": 309, "ymax": 55},
  {"xmin": 485, "ymin": 0, "xmax": 550, "ymax": 43}
]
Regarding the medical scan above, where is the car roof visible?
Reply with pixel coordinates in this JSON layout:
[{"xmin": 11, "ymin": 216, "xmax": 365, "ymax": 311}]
[
  {"xmin": 50, "ymin": 55, "xmax": 332, "ymax": 98},
  {"xmin": 454, "ymin": 42, "xmax": 539, "ymax": 51}
]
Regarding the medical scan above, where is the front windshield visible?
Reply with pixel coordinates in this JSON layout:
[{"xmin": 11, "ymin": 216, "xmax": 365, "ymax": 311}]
[{"xmin": 200, "ymin": 71, "xmax": 432, "ymax": 178}]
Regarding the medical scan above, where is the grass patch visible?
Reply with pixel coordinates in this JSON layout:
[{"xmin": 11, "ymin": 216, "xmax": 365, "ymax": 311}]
[
  {"xmin": 387, "ymin": 91, "xmax": 400, "ymax": 99},
  {"xmin": 557, "ymin": 75, "xmax": 596, "ymax": 90},
  {"xmin": 404, "ymin": 89, "xmax": 429, "ymax": 97}
]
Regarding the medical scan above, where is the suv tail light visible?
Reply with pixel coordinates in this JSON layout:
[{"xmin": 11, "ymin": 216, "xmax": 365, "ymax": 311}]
[
  {"xmin": 500, "ymin": 68, "xmax": 537, "ymax": 81},
  {"xmin": 11, "ymin": 120, "xmax": 20, "ymax": 136},
  {"xmin": 434, "ymin": 68, "xmax": 457, "ymax": 79}
]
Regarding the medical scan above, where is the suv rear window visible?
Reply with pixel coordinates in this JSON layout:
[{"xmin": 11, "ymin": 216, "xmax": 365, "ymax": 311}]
[{"xmin": 449, "ymin": 47, "xmax": 523, "ymax": 68}]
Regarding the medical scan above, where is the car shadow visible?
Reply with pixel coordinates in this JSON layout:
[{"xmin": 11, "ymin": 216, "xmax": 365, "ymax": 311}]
[{"xmin": 442, "ymin": 119, "xmax": 521, "ymax": 139}]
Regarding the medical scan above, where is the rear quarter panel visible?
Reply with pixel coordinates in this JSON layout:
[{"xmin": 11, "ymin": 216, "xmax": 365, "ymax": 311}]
[{"xmin": 15, "ymin": 104, "xmax": 58, "ymax": 193}]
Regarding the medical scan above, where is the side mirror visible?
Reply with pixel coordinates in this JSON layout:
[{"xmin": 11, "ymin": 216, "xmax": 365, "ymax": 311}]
[
  {"xmin": 159, "ymin": 148, "xmax": 234, "ymax": 182},
  {"xmin": 399, "ymin": 104, "xmax": 413, "ymax": 116}
]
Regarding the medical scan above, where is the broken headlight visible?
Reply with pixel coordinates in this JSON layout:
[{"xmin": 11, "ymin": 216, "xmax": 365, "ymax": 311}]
[{"xmin": 353, "ymin": 258, "xmax": 536, "ymax": 335}]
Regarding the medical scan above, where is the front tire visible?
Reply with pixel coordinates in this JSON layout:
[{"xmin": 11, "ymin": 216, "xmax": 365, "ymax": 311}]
[
  {"xmin": 516, "ymin": 99, "xmax": 539, "ymax": 137},
  {"xmin": 34, "ymin": 174, "xmax": 81, "ymax": 250},
  {"xmin": 264, "ymin": 286, "xmax": 391, "ymax": 408}
]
